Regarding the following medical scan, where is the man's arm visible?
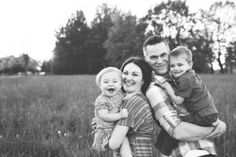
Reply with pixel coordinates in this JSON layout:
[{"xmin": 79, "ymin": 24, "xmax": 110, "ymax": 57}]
[
  {"xmin": 146, "ymin": 85, "xmax": 214, "ymax": 141},
  {"xmin": 205, "ymin": 119, "xmax": 226, "ymax": 138},
  {"xmin": 173, "ymin": 119, "xmax": 226, "ymax": 141},
  {"xmin": 173, "ymin": 121, "xmax": 214, "ymax": 141}
]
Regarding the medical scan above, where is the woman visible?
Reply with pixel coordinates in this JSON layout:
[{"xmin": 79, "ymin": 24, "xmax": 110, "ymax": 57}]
[{"xmin": 109, "ymin": 57, "xmax": 155, "ymax": 157}]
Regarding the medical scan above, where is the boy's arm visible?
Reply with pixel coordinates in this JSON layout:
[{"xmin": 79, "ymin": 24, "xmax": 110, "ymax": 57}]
[
  {"xmin": 162, "ymin": 82, "xmax": 184, "ymax": 105},
  {"xmin": 98, "ymin": 108, "xmax": 128, "ymax": 122}
]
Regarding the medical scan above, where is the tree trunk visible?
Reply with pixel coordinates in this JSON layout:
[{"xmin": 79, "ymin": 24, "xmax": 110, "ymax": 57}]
[
  {"xmin": 229, "ymin": 61, "xmax": 233, "ymax": 74},
  {"xmin": 217, "ymin": 58, "xmax": 224, "ymax": 73},
  {"xmin": 209, "ymin": 62, "xmax": 214, "ymax": 74},
  {"xmin": 217, "ymin": 52, "xmax": 224, "ymax": 73}
]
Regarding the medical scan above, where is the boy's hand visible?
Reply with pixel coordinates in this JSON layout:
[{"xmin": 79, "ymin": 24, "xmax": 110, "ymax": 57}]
[
  {"xmin": 162, "ymin": 82, "xmax": 173, "ymax": 93},
  {"xmin": 212, "ymin": 119, "xmax": 219, "ymax": 127},
  {"xmin": 119, "ymin": 109, "xmax": 128, "ymax": 118}
]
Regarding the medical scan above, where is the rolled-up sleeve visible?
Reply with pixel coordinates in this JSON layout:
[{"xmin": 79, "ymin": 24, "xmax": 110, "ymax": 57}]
[{"xmin": 146, "ymin": 85, "xmax": 182, "ymax": 136}]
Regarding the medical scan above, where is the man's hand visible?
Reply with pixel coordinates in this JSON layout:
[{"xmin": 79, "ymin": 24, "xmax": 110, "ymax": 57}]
[{"xmin": 206, "ymin": 119, "xmax": 226, "ymax": 138}]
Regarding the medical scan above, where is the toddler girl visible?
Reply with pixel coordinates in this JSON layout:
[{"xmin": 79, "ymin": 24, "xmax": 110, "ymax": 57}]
[{"xmin": 92, "ymin": 67, "xmax": 132, "ymax": 157}]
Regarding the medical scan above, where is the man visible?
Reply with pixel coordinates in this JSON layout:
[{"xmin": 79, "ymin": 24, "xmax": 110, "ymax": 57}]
[{"xmin": 143, "ymin": 35, "xmax": 226, "ymax": 157}]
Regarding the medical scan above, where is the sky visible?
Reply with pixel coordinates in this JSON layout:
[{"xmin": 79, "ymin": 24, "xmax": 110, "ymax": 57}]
[{"xmin": 0, "ymin": 0, "xmax": 232, "ymax": 62}]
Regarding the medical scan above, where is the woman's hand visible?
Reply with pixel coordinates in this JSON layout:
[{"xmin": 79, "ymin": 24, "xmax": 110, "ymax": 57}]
[{"xmin": 206, "ymin": 119, "xmax": 226, "ymax": 138}]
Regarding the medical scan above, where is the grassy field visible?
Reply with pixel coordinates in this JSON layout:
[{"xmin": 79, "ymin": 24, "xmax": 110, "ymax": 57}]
[{"xmin": 0, "ymin": 74, "xmax": 235, "ymax": 157}]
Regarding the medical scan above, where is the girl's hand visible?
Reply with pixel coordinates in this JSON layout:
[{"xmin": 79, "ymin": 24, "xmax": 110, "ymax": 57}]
[{"xmin": 119, "ymin": 109, "xmax": 128, "ymax": 118}]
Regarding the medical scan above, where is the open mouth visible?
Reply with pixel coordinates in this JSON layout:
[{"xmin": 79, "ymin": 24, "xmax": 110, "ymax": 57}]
[{"xmin": 107, "ymin": 88, "xmax": 115, "ymax": 93}]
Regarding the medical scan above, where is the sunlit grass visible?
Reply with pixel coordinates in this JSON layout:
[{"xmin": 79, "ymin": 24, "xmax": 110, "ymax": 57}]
[{"xmin": 0, "ymin": 74, "xmax": 235, "ymax": 157}]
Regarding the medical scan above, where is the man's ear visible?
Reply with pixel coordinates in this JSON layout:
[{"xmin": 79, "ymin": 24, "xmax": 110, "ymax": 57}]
[
  {"xmin": 144, "ymin": 56, "xmax": 147, "ymax": 61},
  {"xmin": 144, "ymin": 54, "xmax": 147, "ymax": 61}
]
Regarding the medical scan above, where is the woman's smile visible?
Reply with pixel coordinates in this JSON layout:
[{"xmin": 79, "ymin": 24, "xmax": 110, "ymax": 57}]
[
  {"xmin": 123, "ymin": 79, "xmax": 134, "ymax": 86},
  {"xmin": 122, "ymin": 63, "xmax": 143, "ymax": 94}
]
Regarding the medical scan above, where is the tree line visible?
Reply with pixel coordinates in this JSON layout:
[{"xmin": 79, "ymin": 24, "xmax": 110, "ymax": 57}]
[
  {"xmin": 0, "ymin": 54, "xmax": 39, "ymax": 75},
  {"xmin": 40, "ymin": 0, "xmax": 236, "ymax": 74}
]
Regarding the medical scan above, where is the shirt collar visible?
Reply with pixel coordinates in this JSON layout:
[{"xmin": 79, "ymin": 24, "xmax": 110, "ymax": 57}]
[
  {"xmin": 152, "ymin": 71, "xmax": 178, "ymax": 87},
  {"xmin": 152, "ymin": 71, "xmax": 172, "ymax": 82}
]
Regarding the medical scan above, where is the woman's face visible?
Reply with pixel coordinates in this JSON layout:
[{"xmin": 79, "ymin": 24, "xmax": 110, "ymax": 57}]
[{"xmin": 122, "ymin": 63, "xmax": 143, "ymax": 94}]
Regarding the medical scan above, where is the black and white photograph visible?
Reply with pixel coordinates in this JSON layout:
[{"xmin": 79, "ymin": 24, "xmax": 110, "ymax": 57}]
[{"xmin": 0, "ymin": 0, "xmax": 235, "ymax": 156}]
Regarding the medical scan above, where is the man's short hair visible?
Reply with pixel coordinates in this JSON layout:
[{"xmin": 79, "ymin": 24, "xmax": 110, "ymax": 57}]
[
  {"xmin": 170, "ymin": 46, "xmax": 193, "ymax": 62},
  {"xmin": 143, "ymin": 35, "xmax": 169, "ymax": 56}
]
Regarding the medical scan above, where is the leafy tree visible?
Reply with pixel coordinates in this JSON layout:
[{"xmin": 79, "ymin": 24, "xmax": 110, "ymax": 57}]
[
  {"xmin": 22, "ymin": 54, "xmax": 29, "ymax": 75},
  {"xmin": 183, "ymin": 10, "xmax": 217, "ymax": 73},
  {"xmin": 207, "ymin": 1, "xmax": 236, "ymax": 73},
  {"xmin": 105, "ymin": 12, "xmax": 146, "ymax": 67},
  {"xmin": 41, "ymin": 60, "xmax": 53, "ymax": 73},
  {"xmin": 86, "ymin": 4, "xmax": 116, "ymax": 73},
  {"xmin": 143, "ymin": 0, "xmax": 236, "ymax": 73},
  {"xmin": 143, "ymin": 0, "xmax": 211, "ymax": 72},
  {"xmin": 225, "ymin": 41, "xmax": 236, "ymax": 73},
  {"xmin": 53, "ymin": 11, "xmax": 89, "ymax": 74},
  {"xmin": 144, "ymin": 0, "xmax": 192, "ymax": 49},
  {"xmin": 0, "ymin": 56, "xmax": 23, "ymax": 74},
  {"xmin": 0, "ymin": 55, "xmax": 38, "ymax": 75}
]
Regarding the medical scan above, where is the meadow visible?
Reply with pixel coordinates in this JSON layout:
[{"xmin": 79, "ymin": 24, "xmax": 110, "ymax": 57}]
[{"xmin": 0, "ymin": 74, "xmax": 235, "ymax": 157}]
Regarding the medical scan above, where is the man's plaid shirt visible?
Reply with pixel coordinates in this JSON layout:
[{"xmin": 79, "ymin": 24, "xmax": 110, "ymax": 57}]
[{"xmin": 146, "ymin": 74, "xmax": 216, "ymax": 157}]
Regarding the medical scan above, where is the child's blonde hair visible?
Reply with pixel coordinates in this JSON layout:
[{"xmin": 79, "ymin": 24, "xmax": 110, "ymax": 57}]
[
  {"xmin": 96, "ymin": 67, "xmax": 121, "ymax": 87},
  {"xmin": 170, "ymin": 46, "xmax": 192, "ymax": 62}
]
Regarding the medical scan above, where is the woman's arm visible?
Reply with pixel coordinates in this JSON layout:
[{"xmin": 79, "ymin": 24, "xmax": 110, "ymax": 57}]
[{"xmin": 109, "ymin": 125, "xmax": 129, "ymax": 150}]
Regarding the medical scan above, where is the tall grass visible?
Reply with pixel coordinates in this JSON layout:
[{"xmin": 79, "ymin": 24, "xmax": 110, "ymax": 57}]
[
  {"xmin": 0, "ymin": 74, "xmax": 235, "ymax": 157},
  {"xmin": 201, "ymin": 74, "xmax": 236, "ymax": 157}
]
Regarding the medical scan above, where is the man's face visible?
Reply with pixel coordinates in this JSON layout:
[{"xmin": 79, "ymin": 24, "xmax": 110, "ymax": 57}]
[{"xmin": 144, "ymin": 42, "xmax": 170, "ymax": 75}]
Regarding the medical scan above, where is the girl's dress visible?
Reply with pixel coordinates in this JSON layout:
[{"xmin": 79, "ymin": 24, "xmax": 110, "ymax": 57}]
[{"xmin": 92, "ymin": 92, "xmax": 123, "ymax": 151}]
